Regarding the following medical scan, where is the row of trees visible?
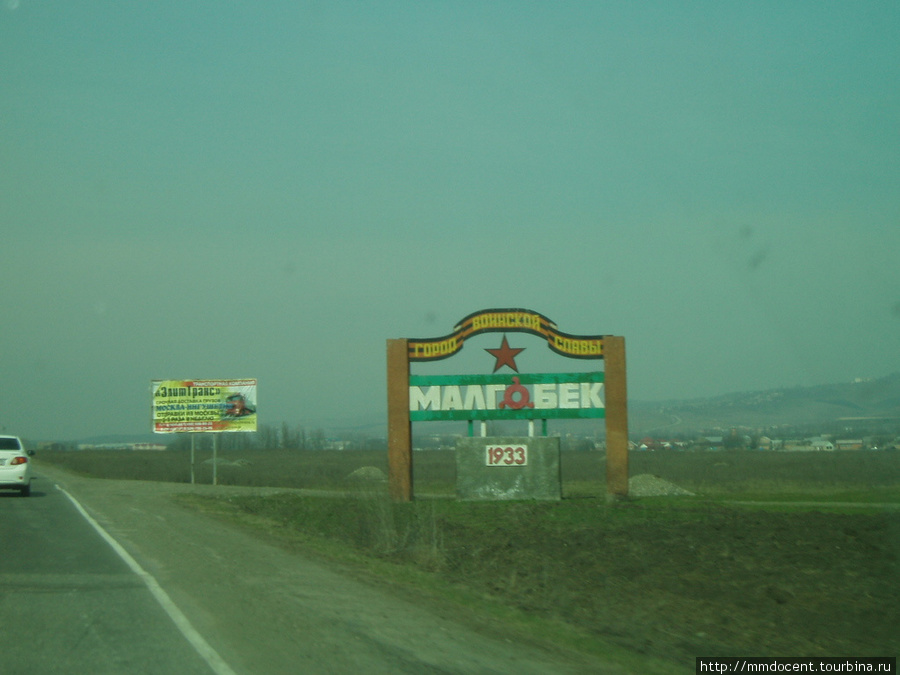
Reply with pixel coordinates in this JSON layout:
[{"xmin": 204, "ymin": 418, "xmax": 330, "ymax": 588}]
[{"xmin": 167, "ymin": 423, "xmax": 329, "ymax": 452}]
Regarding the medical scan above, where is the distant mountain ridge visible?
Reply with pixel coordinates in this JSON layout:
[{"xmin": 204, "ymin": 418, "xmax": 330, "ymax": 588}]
[
  {"xmin": 630, "ymin": 373, "xmax": 900, "ymax": 434},
  {"xmin": 69, "ymin": 374, "xmax": 900, "ymax": 444}
]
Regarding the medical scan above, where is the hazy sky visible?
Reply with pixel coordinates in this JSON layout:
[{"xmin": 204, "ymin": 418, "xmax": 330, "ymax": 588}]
[{"xmin": 2, "ymin": 1, "xmax": 898, "ymax": 441}]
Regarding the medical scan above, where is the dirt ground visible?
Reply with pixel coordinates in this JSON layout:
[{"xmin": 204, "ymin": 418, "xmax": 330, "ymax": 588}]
[{"xmin": 445, "ymin": 500, "xmax": 900, "ymax": 662}]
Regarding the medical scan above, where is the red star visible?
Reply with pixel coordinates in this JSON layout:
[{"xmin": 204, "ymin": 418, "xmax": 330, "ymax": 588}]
[{"xmin": 485, "ymin": 336, "xmax": 525, "ymax": 373}]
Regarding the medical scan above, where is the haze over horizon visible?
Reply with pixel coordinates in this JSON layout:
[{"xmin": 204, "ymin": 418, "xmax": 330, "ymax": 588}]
[{"xmin": 3, "ymin": 2, "xmax": 898, "ymax": 441}]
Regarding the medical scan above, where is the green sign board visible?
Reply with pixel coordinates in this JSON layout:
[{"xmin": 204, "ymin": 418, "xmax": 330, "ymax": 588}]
[{"xmin": 409, "ymin": 372, "xmax": 605, "ymax": 422}]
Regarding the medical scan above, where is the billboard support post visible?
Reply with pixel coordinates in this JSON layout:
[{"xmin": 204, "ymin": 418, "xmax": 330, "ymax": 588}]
[
  {"xmin": 212, "ymin": 434, "xmax": 218, "ymax": 486},
  {"xmin": 387, "ymin": 339, "xmax": 413, "ymax": 502},
  {"xmin": 151, "ymin": 379, "xmax": 257, "ymax": 486},
  {"xmin": 603, "ymin": 335, "xmax": 629, "ymax": 501}
]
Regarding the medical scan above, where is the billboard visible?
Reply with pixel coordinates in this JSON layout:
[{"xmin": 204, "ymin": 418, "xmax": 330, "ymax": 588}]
[{"xmin": 151, "ymin": 379, "xmax": 257, "ymax": 433}]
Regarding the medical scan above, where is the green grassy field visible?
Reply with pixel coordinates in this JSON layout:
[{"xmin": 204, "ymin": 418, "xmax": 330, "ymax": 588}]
[
  {"xmin": 36, "ymin": 449, "xmax": 900, "ymax": 672},
  {"xmin": 36, "ymin": 447, "xmax": 900, "ymax": 498}
]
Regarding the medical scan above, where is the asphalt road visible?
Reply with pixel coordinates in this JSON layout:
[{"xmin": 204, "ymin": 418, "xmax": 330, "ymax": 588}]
[
  {"xmin": 0, "ymin": 478, "xmax": 217, "ymax": 675},
  {"xmin": 4, "ymin": 464, "xmax": 623, "ymax": 675}
]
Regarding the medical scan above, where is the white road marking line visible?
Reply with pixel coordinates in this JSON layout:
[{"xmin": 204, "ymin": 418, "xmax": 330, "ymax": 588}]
[{"xmin": 56, "ymin": 485, "xmax": 238, "ymax": 675}]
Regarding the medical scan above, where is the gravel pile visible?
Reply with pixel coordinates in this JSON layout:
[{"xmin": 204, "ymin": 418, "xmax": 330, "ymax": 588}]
[
  {"xmin": 347, "ymin": 466, "xmax": 388, "ymax": 482},
  {"xmin": 628, "ymin": 473, "xmax": 695, "ymax": 497}
]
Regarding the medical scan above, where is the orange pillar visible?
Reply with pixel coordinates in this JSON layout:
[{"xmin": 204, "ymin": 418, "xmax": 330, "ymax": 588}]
[
  {"xmin": 604, "ymin": 336, "xmax": 629, "ymax": 500},
  {"xmin": 386, "ymin": 339, "xmax": 413, "ymax": 501}
]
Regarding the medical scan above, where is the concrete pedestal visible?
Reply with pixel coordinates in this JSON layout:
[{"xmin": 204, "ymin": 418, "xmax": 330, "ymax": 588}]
[{"xmin": 455, "ymin": 436, "xmax": 561, "ymax": 501}]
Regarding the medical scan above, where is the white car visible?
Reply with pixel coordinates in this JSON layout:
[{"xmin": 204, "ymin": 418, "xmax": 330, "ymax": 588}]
[{"xmin": 0, "ymin": 435, "xmax": 32, "ymax": 497}]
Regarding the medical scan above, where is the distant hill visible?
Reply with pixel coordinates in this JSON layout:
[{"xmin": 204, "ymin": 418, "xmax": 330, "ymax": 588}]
[
  {"xmin": 65, "ymin": 374, "xmax": 900, "ymax": 445},
  {"xmin": 630, "ymin": 373, "xmax": 900, "ymax": 436}
]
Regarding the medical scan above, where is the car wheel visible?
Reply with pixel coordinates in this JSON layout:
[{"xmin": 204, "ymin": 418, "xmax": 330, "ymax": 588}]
[{"xmin": 20, "ymin": 483, "xmax": 31, "ymax": 497}]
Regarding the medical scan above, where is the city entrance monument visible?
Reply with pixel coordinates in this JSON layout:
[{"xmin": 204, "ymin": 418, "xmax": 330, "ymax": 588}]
[{"xmin": 386, "ymin": 309, "xmax": 629, "ymax": 501}]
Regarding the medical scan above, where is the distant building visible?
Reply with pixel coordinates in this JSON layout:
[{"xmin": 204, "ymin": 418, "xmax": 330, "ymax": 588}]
[
  {"xmin": 703, "ymin": 436, "xmax": 724, "ymax": 450},
  {"xmin": 781, "ymin": 440, "xmax": 812, "ymax": 452},
  {"xmin": 76, "ymin": 443, "xmax": 166, "ymax": 451},
  {"xmin": 132, "ymin": 443, "xmax": 167, "ymax": 451},
  {"xmin": 834, "ymin": 439, "xmax": 864, "ymax": 451},
  {"xmin": 809, "ymin": 437, "xmax": 835, "ymax": 451}
]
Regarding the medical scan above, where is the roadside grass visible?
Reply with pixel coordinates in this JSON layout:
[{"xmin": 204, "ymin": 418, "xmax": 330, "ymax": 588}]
[
  {"xmin": 36, "ymin": 449, "xmax": 900, "ymax": 669},
  {"xmin": 36, "ymin": 448, "xmax": 390, "ymax": 491},
  {"xmin": 37, "ymin": 448, "xmax": 900, "ymax": 500},
  {"xmin": 174, "ymin": 489, "xmax": 675, "ymax": 674},
  {"xmin": 723, "ymin": 485, "xmax": 900, "ymax": 503},
  {"xmin": 174, "ymin": 487, "xmax": 714, "ymax": 673},
  {"xmin": 174, "ymin": 487, "xmax": 899, "ymax": 669},
  {"xmin": 627, "ymin": 449, "xmax": 900, "ymax": 496}
]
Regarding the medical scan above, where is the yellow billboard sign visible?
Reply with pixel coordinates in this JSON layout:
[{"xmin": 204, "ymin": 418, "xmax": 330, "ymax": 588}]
[{"xmin": 151, "ymin": 379, "xmax": 257, "ymax": 433}]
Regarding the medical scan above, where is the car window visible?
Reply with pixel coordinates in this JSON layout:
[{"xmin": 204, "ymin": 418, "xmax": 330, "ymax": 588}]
[{"xmin": 0, "ymin": 438, "xmax": 22, "ymax": 450}]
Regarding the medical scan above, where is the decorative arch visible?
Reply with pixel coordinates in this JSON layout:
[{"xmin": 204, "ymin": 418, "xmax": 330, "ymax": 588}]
[{"xmin": 387, "ymin": 309, "xmax": 629, "ymax": 501}]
